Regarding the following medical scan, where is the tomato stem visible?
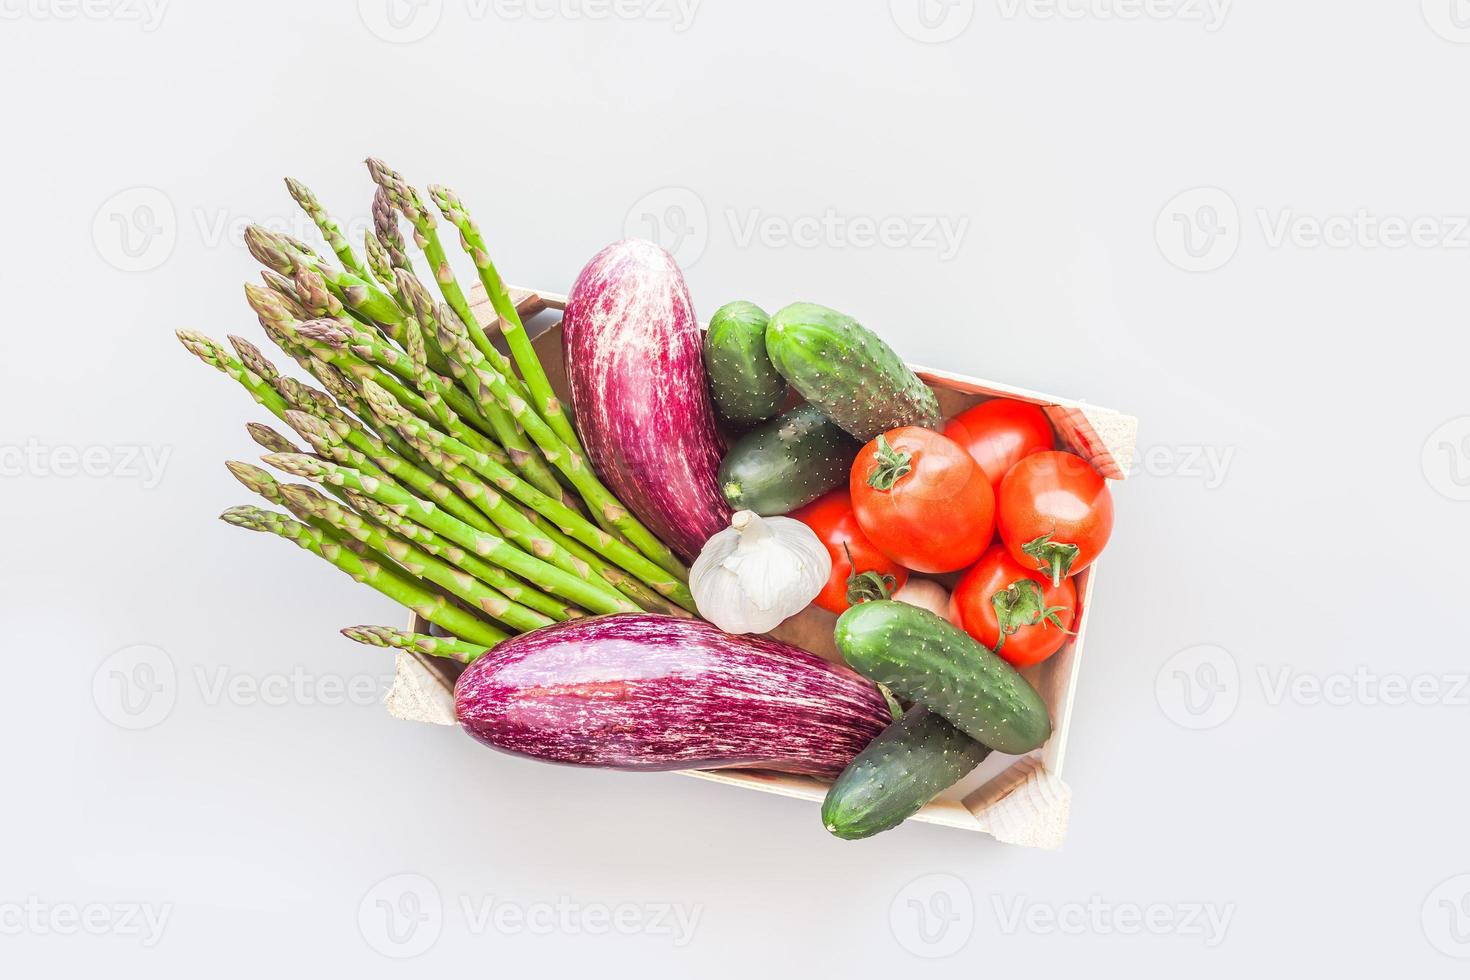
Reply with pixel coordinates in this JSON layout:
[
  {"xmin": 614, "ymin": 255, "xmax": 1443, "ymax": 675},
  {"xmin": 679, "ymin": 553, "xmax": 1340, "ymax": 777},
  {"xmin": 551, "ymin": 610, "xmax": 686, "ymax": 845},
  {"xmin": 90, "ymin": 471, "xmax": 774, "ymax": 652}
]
[
  {"xmin": 990, "ymin": 578, "xmax": 1075, "ymax": 652},
  {"xmin": 843, "ymin": 542, "xmax": 897, "ymax": 605},
  {"xmin": 1020, "ymin": 532, "xmax": 1079, "ymax": 586},
  {"xmin": 865, "ymin": 435, "xmax": 912, "ymax": 492}
]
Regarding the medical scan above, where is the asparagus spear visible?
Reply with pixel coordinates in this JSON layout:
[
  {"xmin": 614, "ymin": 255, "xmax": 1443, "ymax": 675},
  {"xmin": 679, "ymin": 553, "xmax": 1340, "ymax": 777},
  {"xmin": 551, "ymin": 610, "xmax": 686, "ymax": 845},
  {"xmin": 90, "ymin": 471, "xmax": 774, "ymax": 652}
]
[
  {"xmin": 184, "ymin": 329, "xmax": 386, "ymax": 476},
  {"xmin": 512, "ymin": 502, "xmax": 689, "ymax": 617},
  {"xmin": 432, "ymin": 312, "xmax": 688, "ymax": 578},
  {"xmin": 372, "ymin": 187, "xmax": 412, "ymax": 271},
  {"xmin": 363, "ymin": 378, "xmax": 695, "ymax": 609},
  {"xmin": 280, "ymin": 484, "xmax": 555, "ymax": 633},
  {"xmin": 291, "ymin": 315, "xmax": 503, "ymax": 450},
  {"xmin": 245, "ymin": 225, "xmax": 404, "ymax": 328},
  {"xmin": 284, "ymin": 177, "xmax": 365, "ymax": 276},
  {"xmin": 395, "ymin": 267, "xmax": 530, "ymax": 405},
  {"xmin": 245, "ymin": 422, "xmax": 302, "ymax": 455},
  {"xmin": 351, "ymin": 385, "xmax": 628, "ymax": 599},
  {"xmin": 341, "ymin": 625, "xmax": 490, "ymax": 664},
  {"xmin": 396, "ymin": 313, "xmax": 529, "ymax": 473},
  {"xmin": 388, "ymin": 287, "xmax": 563, "ymax": 501},
  {"xmin": 292, "ymin": 265, "xmax": 401, "ymax": 346},
  {"xmin": 364, "ymin": 159, "xmax": 490, "ymax": 360},
  {"xmin": 244, "ymin": 283, "xmax": 475, "ymax": 441},
  {"xmin": 226, "ymin": 458, "xmax": 349, "ymax": 531},
  {"xmin": 362, "ymin": 229, "xmax": 411, "ymax": 312},
  {"xmin": 253, "ymin": 310, "xmax": 322, "ymax": 378},
  {"xmin": 221, "ymin": 505, "xmax": 507, "ymax": 648},
  {"xmin": 177, "ymin": 330, "xmax": 296, "ymax": 419},
  {"xmin": 342, "ymin": 488, "xmax": 581, "ymax": 622},
  {"xmin": 179, "ymin": 322, "xmax": 479, "ymax": 538},
  {"xmin": 290, "ymin": 266, "xmax": 347, "ymax": 318},
  {"xmin": 259, "ymin": 269, "xmax": 309, "ymax": 316},
  {"xmin": 366, "ymin": 163, "xmax": 543, "ymax": 404},
  {"xmin": 262, "ymin": 453, "xmax": 637, "ymax": 616},
  {"xmin": 280, "ymin": 232, "xmax": 323, "ymax": 262},
  {"xmin": 227, "ymin": 459, "xmax": 415, "ymax": 580},
  {"xmin": 282, "ymin": 408, "xmax": 496, "ymax": 535},
  {"xmin": 430, "ymin": 183, "xmax": 581, "ymax": 452},
  {"xmin": 226, "ymin": 460, "xmax": 301, "ymax": 510},
  {"xmin": 227, "ymin": 334, "xmax": 288, "ymax": 388},
  {"xmin": 310, "ymin": 360, "xmax": 447, "ymax": 474}
]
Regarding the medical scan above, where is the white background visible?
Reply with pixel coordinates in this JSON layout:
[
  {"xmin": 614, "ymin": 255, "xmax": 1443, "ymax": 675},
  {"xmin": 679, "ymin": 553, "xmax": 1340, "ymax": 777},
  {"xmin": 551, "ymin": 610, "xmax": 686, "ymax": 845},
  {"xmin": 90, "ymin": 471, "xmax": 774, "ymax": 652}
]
[{"xmin": 4, "ymin": 0, "xmax": 1470, "ymax": 973}]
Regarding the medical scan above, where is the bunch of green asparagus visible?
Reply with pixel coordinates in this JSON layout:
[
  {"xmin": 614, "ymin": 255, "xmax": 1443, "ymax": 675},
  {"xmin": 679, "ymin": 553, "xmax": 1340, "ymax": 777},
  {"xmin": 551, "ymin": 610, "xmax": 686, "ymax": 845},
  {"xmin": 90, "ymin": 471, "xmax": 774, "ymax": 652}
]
[{"xmin": 181, "ymin": 159, "xmax": 696, "ymax": 661}]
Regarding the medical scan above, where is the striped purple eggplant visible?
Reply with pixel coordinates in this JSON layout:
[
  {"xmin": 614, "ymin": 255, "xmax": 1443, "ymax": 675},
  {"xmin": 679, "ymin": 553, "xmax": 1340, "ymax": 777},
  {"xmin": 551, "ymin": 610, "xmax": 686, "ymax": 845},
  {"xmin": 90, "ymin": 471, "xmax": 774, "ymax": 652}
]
[
  {"xmin": 562, "ymin": 240, "xmax": 731, "ymax": 563},
  {"xmin": 454, "ymin": 615, "xmax": 892, "ymax": 777}
]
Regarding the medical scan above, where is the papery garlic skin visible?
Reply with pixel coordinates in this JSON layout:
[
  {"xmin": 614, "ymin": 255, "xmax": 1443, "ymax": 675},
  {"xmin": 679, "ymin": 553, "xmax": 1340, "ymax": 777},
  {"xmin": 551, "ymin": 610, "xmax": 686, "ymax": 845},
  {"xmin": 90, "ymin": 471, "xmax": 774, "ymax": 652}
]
[{"xmin": 691, "ymin": 510, "xmax": 832, "ymax": 634}]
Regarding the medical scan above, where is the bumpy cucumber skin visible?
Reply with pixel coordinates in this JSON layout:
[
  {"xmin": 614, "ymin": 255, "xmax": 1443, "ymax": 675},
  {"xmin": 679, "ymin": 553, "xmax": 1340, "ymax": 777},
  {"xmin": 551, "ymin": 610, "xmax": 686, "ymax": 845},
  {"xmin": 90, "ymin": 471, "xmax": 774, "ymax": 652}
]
[
  {"xmin": 704, "ymin": 301, "xmax": 788, "ymax": 427},
  {"xmin": 834, "ymin": 601, "xmax": 1052, "ymax": 755},
  {"xmin": 822, "ymin": 706, "xmax": 993, "ymax": 840},
  {"xmin": 719, "ymin": 405, "xmax": 861, "ymax": 515},
  {"xmin": 764, "ymin": 302, "xmax": 941, "ymax": 442}
]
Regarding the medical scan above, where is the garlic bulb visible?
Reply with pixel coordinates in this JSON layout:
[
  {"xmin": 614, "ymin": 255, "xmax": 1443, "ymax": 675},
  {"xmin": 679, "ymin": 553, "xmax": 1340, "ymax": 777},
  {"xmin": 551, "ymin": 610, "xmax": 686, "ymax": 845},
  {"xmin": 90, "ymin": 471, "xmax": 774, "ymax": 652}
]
[{"xmin": 691, "ymin": 510, "xmax": 832, "ymax": 634}]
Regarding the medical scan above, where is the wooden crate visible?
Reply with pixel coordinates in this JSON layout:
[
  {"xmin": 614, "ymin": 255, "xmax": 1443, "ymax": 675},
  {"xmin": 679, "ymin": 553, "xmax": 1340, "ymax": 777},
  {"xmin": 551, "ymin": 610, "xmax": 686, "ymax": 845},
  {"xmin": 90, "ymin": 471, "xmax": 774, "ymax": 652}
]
[{"xmin": 388, "ymin": 286, "xmax": 1137, "ymax": 849}]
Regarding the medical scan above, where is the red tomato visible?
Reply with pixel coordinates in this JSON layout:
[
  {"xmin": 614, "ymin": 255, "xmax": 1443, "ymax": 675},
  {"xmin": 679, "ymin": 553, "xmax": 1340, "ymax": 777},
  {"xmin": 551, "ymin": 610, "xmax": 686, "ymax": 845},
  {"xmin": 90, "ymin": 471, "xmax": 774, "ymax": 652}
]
[
  {"xmin": 950, "ymin": 545, "xmax": 1077, "ymax": 668},
  {"xmin": 943, "ymin": 399, "xmax": 1056, "ymax": 492},
  {"xmin": 850, "ymin": 427, "xmax": 994, "ymax": 574},
  {"xmin": 790, "ymin": 489, "xmax": 909, "ymax": 614},
  {"xmin": 997, "ymin": 450, "xmax": 1113, "ymax": 584}
]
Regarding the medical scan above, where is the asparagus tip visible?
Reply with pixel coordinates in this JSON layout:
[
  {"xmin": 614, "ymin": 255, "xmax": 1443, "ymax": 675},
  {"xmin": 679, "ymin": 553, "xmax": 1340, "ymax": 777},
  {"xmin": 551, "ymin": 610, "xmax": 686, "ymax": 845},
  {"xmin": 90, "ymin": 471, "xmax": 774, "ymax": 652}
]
[
  {"xmin": 245, "ymin": 422, "xmax": 299, "ymax": 455},
  {"xmin": 225, "ymin": 459, "xmax": 271, "ymax": 484},
  {"xmin": 219, "ymin": 504, "xmax": 268, "ymax": 530},
  {"xmin": 341, "ymin": 625, "xmax": 388, "ymax": 647}
]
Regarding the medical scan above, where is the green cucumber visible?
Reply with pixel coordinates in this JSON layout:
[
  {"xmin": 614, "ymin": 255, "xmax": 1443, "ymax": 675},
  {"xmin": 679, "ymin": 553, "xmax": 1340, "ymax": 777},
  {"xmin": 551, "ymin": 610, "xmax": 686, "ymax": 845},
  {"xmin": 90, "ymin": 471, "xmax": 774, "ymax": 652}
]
[
  {"xmin": 764, "ymin": 302, "xmax": 940, "ymax": 442},
  {"xmin": 822, "ymin": 706, "xmax": 993, "ymax": 840},
  {"xmin": 718, "ymin": 405, "xmax": 860, "ymax": 515},
  {"xmin": 704, "ymin": 301, "xmax": 788, "ymax": 427},
  {"xmin": 834, "ymin": 600, "xmax": 1052, "ymax": 755}
]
